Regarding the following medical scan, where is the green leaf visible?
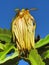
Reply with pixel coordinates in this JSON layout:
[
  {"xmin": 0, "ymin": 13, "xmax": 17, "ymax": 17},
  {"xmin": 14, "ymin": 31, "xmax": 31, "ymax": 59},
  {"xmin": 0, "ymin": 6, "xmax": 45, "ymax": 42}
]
[
  {"xmin": 0, "ymin": 33, "xmax": 12, "ymax": 43},
  {"xmin": 0, "ymin": 43, "xmax": 5, "ymax": 50},
  {"xmin": 42, "ymin": 50, "xmax": 49, "ymax": 59},
  {"xmin": 0, "ymin": 43, "xmax": 19, "ymax": 64},
  {"xmin": 35, "ymin": 35, "xmax": 49, "ymax": 48},
  {"xmin": 0, "ymin": 43, "xmax": 13, "ymax": 60},
  {"xmin": 28, "ymin": 49, "xmax": 45, "ymax": 65},
  {"xmin": 0, "ymin": 51, "xmax": 19, "ymax": 64}
]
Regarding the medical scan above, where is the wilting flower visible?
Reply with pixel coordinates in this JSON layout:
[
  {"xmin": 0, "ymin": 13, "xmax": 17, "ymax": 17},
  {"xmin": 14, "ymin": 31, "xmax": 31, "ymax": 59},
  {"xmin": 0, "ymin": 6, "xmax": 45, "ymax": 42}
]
[{"xmin": 12, "ymin": 9, "xmax": 36, "ymax": 54}]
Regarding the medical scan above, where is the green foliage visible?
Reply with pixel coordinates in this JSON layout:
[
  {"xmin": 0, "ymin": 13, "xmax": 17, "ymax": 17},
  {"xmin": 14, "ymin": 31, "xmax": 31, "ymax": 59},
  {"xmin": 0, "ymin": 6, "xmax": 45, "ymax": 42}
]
[
  {"xmin": 0, "ymin": 43, "xmax": 4, "ymax": 50},
  {"xmin": 28, "ymin": 49, "xmax": 45, "ymax": 65},
  {"xmin": 35, "ymin": 35, "xmax": 49, "ymax": 48},
  {"xmin": 0, "ymin": 28, "xmax": 12, "ymax": 43},
  {"xmin": 0, "ymin": 28, "xmax": 11, "ymax": 34},
  {"xmin": 0, "ymin": 34, "xmax": 11, "ymax": 43},
  {"xmin": 0, "ymin": 52, "xmax": 18, "ymax": 64},
  {"xmin": 0, "ymin": 28, "xmax": 49, "ymax": 65},
  {"xmin": 0, "ymin": 43, "xmax": 19, "ymax": 64},
  {"xmin": 42, "ymin": 50, "xmax": 49, "ymax": 59}
]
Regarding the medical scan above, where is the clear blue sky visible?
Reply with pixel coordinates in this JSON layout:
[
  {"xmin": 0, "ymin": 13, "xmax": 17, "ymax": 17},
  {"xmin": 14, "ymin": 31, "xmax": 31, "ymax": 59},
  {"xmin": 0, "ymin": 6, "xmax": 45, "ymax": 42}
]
[{"xmin": 0, "ymin": 0, "xmax": 49, "ymax": 38}]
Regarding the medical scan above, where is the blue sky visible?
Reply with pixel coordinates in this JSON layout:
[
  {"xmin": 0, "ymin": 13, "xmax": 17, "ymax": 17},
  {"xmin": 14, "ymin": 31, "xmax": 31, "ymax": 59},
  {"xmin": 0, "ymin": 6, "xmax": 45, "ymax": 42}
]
[{"xmin": 0, "ymin": 0, "xmax": 49, "ymax": 38}]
